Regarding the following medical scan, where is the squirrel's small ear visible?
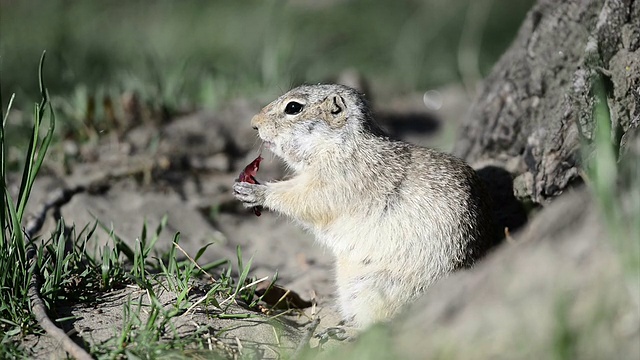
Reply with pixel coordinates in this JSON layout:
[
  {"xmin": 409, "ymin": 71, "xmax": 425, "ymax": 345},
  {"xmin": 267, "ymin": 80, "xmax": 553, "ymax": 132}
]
[
  {"xmin": 329, "ymin": 94, "xmax": 345, "ymax": 115},
  {"xmin": 322, "ymin": 94, "xmax": 347, "ymax": 128}
]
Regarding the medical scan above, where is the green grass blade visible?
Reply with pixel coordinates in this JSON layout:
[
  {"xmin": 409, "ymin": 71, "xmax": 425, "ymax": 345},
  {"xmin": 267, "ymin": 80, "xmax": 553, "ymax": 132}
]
[
  {"xmin": 2, "ymin": 93, "xmax": 14, "ymax": 127},
  {"xmin": 147, "ymin": 214, "xmax": 168, "ymax": 255},
  {"xmin": 53, "ymin": 220, "xmax": 67, "ymax": 289},
  {"xmin": 167, "ymin": 232, "xmax": 181, "ymax": 276},
  {"xmin": 6, "ymin": 192, "xmax": 25, "ymax": 257},
  {"xmin": 236, "ymin": 245, "xmax": 243, "ymax": 273},
  {"xmin": 0, "ymin": 91, "xmax": 11, "ymax": 242},
  {"xmin": 140, "ymin": 219, "xmax": 148, "ymax": 252},
  {"xmin": 16, "ymin": 52, "xmax": 55, "ymax": 223},
  {"xmin": 196, "ymin": 258, "xmax": 228, "ymax": 273},
  {"xmin": 234, "ymin": 256, "xmax": 253, "ymax": 296},
  {"xmin": 38, "ymin": 51, "xmax": 47, "ymax": 102},
  {"xmin": 30, "ymin": 99, "xmax": 56, "ymax": 181},
  {"xmin": 0, "ymin": 72, "xmax": 7, "ymax": 240},
  {"xmin": 193, "ymin": 242, "xmax": 215, "ymax": 262},
  {"xmin": 94, "ymin": 217, "xmax": 135, "ymax": 261},
  {"xmin": 15, "ymin": 104, "xmax": 40, "ymax": 222}
]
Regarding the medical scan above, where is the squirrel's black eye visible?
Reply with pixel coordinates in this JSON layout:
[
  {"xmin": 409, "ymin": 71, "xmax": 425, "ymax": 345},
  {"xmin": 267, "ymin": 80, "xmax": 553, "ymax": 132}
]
[{"xmin": 284, "ymin": 101, "xmax": 304, "ymax": 115}]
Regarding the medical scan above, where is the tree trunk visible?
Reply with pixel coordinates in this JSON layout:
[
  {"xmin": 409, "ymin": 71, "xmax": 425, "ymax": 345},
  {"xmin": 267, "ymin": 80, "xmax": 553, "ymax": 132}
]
[{"xmin": 454, "ymin": 0, "xmax": 639, "ymax": 205}]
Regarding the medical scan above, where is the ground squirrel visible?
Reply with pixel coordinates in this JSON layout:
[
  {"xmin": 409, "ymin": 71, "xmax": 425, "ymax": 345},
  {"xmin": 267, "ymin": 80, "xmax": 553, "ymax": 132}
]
[{"xmin": 233, "ymin": 84, "xmax": 498, "ymax": 327}]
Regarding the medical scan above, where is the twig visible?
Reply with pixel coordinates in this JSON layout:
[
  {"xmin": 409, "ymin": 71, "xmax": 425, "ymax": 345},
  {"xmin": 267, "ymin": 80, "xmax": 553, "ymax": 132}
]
[
  {"xmin": 265, "ymin": 308, "xmax": 294, "ymax": 322},
  {"xmin": 184, "ymin": 290, "xmax": 214, "ymax": 316},
  {"xmin": 218, "ymin": 276, "xmax": 269, "ymax": 307},
  {"xmin": 173, "ymin": 241, "xmax": 217, "ymax": 283},
  {"xmin": 24, "ymin": 185, "xmax": 93, "ymax": 360},
  {"xmin": 504, "ymin": 227, "xmax": 516, "ymax": 244},
  {"xmin": 291, "ymin": 317, "xmax": 321, "ymax": 360},
  {"xmin": 27, "ymin": 266, "xmax": 92, "ymax": 360},
  {"xmin": 269, "ymin": 288, "xmax": 291, "ymax": 311},
  {"xmin": 235, "ymin": 336, "xmax": 243, "ymax": 357},
  {"xmin": 184, "ymin": 276, "xmax": 269, "ymax": 316}
]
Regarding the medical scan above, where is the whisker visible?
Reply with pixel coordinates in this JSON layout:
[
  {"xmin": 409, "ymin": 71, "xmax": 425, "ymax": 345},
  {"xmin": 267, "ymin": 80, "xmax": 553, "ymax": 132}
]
[{"xmin": 251, "ymin": 135, "xmax": 263, "ymax": 153}]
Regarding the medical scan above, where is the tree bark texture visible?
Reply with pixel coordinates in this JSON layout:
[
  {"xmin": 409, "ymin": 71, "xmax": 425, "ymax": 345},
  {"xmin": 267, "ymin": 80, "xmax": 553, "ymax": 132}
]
[{"xmin": 454, "ymin": 0, "xmax": 639, "ymax": 204}]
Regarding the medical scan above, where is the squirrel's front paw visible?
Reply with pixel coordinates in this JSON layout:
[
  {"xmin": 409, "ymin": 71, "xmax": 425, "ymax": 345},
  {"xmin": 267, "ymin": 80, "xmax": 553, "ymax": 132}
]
[{"xmin": 233, "ymin": 182, "xmax": 267, "ymax": 208}]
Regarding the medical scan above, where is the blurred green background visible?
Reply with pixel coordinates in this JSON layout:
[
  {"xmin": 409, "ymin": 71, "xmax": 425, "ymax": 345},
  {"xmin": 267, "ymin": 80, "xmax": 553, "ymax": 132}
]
[
  {"xmin": 1, "ymin": 0, "xmax": 533, "ymax": 103},
  {"xmin": 0, "ymin": 0, "xmax": 538, "ymax": 232}
]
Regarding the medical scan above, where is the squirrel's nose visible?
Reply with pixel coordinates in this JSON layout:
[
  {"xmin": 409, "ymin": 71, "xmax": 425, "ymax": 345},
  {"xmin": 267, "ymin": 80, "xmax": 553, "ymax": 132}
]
[{"xmin": 250, "ymin": 113, "xmax": 263, "ymax": 130}]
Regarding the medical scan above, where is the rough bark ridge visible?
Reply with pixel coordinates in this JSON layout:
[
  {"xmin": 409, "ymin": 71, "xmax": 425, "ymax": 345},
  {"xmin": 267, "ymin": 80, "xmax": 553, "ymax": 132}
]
[{"xmin": 454, "ymin": 0, "xmax": 639, "ymax": 204}]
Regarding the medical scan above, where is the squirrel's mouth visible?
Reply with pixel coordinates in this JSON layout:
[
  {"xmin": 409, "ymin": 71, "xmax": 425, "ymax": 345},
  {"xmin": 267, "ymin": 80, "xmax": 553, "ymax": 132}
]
[
  {"xmin": 262, "ymin": 140, "xmax": 288, "ymax": 163},
  {"xmin": 259, "ymin": 137, "xmax": 286, "ymax": 161}
]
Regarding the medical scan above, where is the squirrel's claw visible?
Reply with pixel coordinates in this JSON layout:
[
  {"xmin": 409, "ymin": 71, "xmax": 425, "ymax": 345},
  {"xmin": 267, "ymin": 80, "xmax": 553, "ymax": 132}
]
[{"xmin": 233, "ymin": 182, "xmax": 267, "ymax": 208}]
